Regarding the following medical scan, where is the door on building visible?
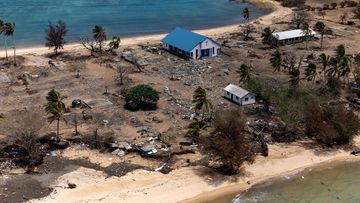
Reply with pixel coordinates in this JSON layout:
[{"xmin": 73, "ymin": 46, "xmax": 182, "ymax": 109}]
[{"xmin": 201, "ymin": 49, "xmax": 210, "ymax": 57}]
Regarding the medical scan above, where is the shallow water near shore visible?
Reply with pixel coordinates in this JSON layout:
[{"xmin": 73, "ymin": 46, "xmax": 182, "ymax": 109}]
[
  {"xmin": 0, "ymin": 0, "xmax": 269, "ymax": 47},
  {"xmin": 213, "ymin": 160, "xmax": 360, "ymax": 203}
]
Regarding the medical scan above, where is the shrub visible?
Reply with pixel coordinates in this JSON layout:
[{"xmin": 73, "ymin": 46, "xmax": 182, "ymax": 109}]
[
  {"xmin": 199, "ymin": 110, "xmax": 255, "ymax": 175},
  {"xmin": 124, "ymin": 84, "xmax": 159, "ymax": 110},
  {"xmin": 323, "ymin": 4, "xmax": 330, "ymax": 10},
  {"xmin": 305, "ymin": 103, "xmax": 360, "ymax": 146}
]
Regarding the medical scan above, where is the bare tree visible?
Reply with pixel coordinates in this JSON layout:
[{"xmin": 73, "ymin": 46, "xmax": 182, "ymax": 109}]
[
  {"xmin": 117, "ymin": 65, "xmax": 126, "ymax": 85},
  {"xmin": 241, "ymin": 24, "xmax": 255, "ymax": 41},
  {"xmin": 291, "ymin": 11, "xmax": 309, "ymax": 29}
]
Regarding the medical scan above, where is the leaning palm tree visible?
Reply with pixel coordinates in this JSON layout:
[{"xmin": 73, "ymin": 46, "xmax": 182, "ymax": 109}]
[
  {"xmin": 92, "ymin": 25, "xmax": 106, "ymax": 51},
  {"xmin": 270, "ymin": 49, "xmax": 282, "ymax": 72},
  {"xmin": 243, "ymin": 8, "xmax": 250, "ymax": 22},
  {"xmin": 305, "ymin": 62, "xmax": 317, "ymax": 82},
  {"xmin": 327, "ymin": 57, "xmax": 342, "ymax": 79},
  {"xmin": 238, "ymin": 64, "xmax": 252, "ymax": 84},
  {"xmin": 338, "ymin": 56, "xmax": 351, "ymax": 83},
  {"xmin": 318, "ymin": 53, "xmax": 330, "ymax": 80},
  {"xmin": 301, "ymin": 22, "xmax": 311, "ymax": 50},
  {"xmin": 192, "ymin": 87, "xmax": 213, "ymax": 120},
  {"xmin": 45, "ymin": 89, "xmax": 67, "ymax": 140}
]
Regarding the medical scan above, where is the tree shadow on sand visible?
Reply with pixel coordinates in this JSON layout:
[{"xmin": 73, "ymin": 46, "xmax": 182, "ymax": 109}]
[{"xmin": 192, "ymin": 166, "xmax": 251, "ymax": 187}]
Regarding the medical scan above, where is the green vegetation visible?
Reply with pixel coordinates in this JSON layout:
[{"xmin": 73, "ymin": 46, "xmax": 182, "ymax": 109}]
[
  {"xmin": 45, "ymin": 89, "xmax": 67, "ymax": 141},
  {"xmin": 238, "ymin": 63, "xmax": 252, "ymax": 84},
  {"xmin": 270, "ymin": 49, "xmax": 282, "ymax": 72},
  {"xmin": 0, "ymin": 19, "xmax": 16, "ymax": 65},
  {"xmin": 124, "ymin": 84, "xmax": 159, "ymax": 110},
  {"xmin": 45, "ymin": 20, "xmax": 67, "ymax": 55},
  {"xmin": 192, "ymin": 87, "xmax": 213, "ymax": 121}
]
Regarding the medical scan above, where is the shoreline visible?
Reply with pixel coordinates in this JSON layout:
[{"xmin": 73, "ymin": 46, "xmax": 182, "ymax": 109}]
[
  {"xmin": 31, "ymin": 142, "xmax": 360, "ymax": 203},
  {"xmin": 0, "ymin": 0, "xmax": 289, "ymax": 58},
  {"xmin": 182, "ymin": 154, "xmax": 360, "ymax": 203}
]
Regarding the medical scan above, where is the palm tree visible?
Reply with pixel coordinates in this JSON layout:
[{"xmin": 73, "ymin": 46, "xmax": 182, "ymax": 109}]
[
  {"xmin": 3, "ymin": 22, "xmax": 15, "ymax": 64},
  {"xmin": 92, "ymin": 25, "xmax": 106, "ymax": 51},
  {"xmin": 305, "ymin": 62, "xmax": 317, "ymax": 82},
  {"xmin": 289, "ymin": 68, "xmax": 300, "ymax": 88},
  {"xmin": 270, "ymin": 49, "xmax": 282, "ymax": 72},
  {"xmin": 187, "ymin": 121, "xmax": 207, "ymax": 143},
  {"xmin": 318, "ymin": 53, "xmax": 330, "ymax": 80},
  {"xmin": 301, "ymin": 22, "xmax": 311, "ymax": 50},
  {"xmin": 45, "ymin": 89, "xmax": 67, "ymax": 140},
  {"xmin": 335, "ymin": 44, "xmax": 346, "ymax": 58},
  {"xmin": 338, "ymin": 56, "xmax": 351, "ymax": 83},
  {"xmin": 243, "ymin": 8, "xmax": 250, "ymax": 22},
  {"xmin": 239, "ymin": 64, "xmax": 252, "ymax": 84},
  {"xmin": 261, "ymin": 27, "xmax": 273, "ymax": 45},
  {"xmin": 327, "ymin": 57, "xmax": 342, "ymax": 78},
  {"xmin": 314, "ymin": 22, "xmax": 325, "ymax": 49},
  {"xmin": 192, "ymin": 87, "xmax": 213, "ymax": 120}
]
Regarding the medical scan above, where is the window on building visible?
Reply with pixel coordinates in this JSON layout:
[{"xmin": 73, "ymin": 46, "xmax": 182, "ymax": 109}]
[
  {"xmin": 245, "ymin": 97, "xmax": 249, "ymax": 101},
  {"xmin": 212, "ymin": 47, "xmax": 214, "ymax": 54},
  {"xmin": 236, "ymin": 96, "xmax": 239, "ymax": 100},
  {"xmin": 227, "ymin": 92, "xmax": 230, "ymax": 95}
]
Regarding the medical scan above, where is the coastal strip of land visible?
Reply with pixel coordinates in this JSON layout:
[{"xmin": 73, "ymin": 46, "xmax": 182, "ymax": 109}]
[
  {"xmin": 0, "ymin": 0, "xmax": 291, "ymax": 58},
  {"xmin": 30, "ymin": 141, "xmax": 360, "ymax": 203}
]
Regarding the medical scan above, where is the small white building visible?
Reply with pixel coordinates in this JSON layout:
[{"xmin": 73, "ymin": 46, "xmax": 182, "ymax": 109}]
[
  {"xmin": 271, "ymin": 29, "xmax": 317, "ymax": 47},
  {"xmin": 223, "ymin": 84, "xmax": 255, "ymax": 105},
  {"xmin": 161, "ymin": 27, "xmax": 221, "ymax": 60}
]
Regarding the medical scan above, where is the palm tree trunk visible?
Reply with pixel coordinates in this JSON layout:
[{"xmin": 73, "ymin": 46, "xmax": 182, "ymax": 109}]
[
  {"xmin": 320, "ymin": 34, "xmax": 323, "ymax": 50},
  {"xmin": 12, "ymin": 36, "xmax": 16, "ymax": 66},
  {"xmin": 4, "ymin": 37, "xmax": 8, "ymax": 60},
  {"xmin": 56, "ymin": 118, "xmax": 60, "ymax": 141}
]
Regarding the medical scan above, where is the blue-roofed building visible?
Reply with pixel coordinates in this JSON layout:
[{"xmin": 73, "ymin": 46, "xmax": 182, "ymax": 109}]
[{"xmin": 161, "ymin": 27, "xmax": 221, "ymax": 60}]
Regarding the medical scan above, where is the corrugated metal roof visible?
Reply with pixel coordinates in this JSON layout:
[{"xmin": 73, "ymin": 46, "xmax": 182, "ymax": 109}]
[
  {"xmin": 224, "ymin": 84, "xmax": 253, "ymax": 98},
  {"xmin": 272, "ymin": 29, "xmax": 316, "ymax": 40},
  {"xmin": 161, "ymin": 27, "xmax": 207, "ymax": 52}
]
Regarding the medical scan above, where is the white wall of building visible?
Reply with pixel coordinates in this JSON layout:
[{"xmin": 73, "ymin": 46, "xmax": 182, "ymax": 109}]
[
  {"xmin": 223, "ymin": 91, "xmax": 255, "ymax": 105},
  {"xmin": 190, "ymin": 38, "xmax": 221, "ymax": 59}
]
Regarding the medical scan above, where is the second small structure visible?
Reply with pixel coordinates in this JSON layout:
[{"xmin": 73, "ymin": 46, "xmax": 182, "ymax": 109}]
[{"xmin": 223, "ymin": 84, "xmax": 255, "ymax": 105}]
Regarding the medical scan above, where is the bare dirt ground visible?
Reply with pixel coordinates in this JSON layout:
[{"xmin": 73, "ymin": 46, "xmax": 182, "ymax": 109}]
[{"xmin": 0, "ymin": 0, "xmax": 360, "ymax": 202}]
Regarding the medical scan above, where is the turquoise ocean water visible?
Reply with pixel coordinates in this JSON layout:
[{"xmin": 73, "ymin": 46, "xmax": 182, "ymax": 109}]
[
  {"xmin": 213, "ymin": 160, "xmax": 360, "ymax": 203},
  {"xmin": 0, "ymin": 0, "xmax": 269, "ymax": 47}
]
